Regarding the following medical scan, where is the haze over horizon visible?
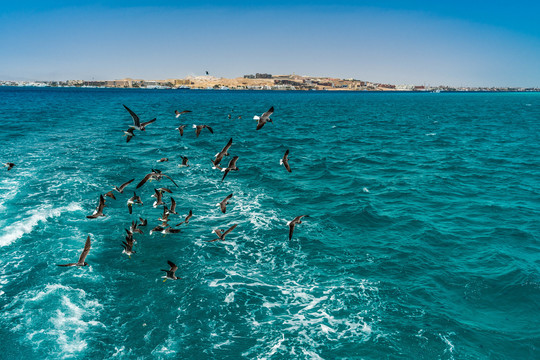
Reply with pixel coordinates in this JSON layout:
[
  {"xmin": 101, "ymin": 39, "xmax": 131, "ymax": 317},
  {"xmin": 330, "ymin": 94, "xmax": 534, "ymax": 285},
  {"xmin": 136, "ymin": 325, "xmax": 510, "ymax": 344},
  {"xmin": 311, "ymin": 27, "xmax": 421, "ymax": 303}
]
[{"xmin": 1, "ymin": 1, "xmax": 540, "ymax": 87}]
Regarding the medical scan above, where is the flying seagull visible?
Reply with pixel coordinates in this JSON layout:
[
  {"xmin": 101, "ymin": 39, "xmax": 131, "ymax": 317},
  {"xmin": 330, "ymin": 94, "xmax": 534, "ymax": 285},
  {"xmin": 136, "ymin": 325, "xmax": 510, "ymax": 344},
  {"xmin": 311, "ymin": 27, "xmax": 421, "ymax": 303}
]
[
  {"xmin": 206, "ymin": 224, "xmax": 238, "ymax": 242},
  {"xmin": 127, "ymin": 192, "xmax": 143, "ymax": 214},
  {"xmin": 3, "ymin": 162, "xmax": 15, "ymax": 171},
  {"xmin": 175, "ymin": 125, "xmax": 187, "ymax": 136},
  {"xmin": 123, "ymin": 128, "xmax": 135, "ymax": 143},
  {"xmin": 176, "ymin": 210, "xmax": 193, "ymax": 226},
  {"xmin": 86, "ymin": 194, "xmax": 106, "ymax": 219},
  {"xmin": 287, "ymin": 215, "xmax": 309, "ymax": 240},
  {"xmin": 217, "ymin": 193, "xmax": 233, "ymax": 214},
  {"xmin": 123, "ymin": 104, "xmax": 156, "ymax": 131},
  {"xmin": 218, "ymin": 156, "xmax": 239, "ymax": 182},
  {"xmin": 152, "ymin": 188, "xmax": 165, "ymax": 208},
  {"xmin": 193, "ymin": 124, "xmax": 214, "ymax": 137},
  {"xmin": 254, "ymin": 106, "xmax": 274, "ymax": 130},
  {"xmin": 175, "ymin": 110, "xmax": 192, "ymax": 118},
  {"xmin": 57, "ymin": 235, "xmax": 91, "ymax": 267},
  {"xmin": 157, "ymin": 158, "xmax": 168, "ymax": 163},
  {"xmin": 157, "ymin": 205, "xmax": 170, "ymax": 225},
  {"xmin": 178, "ymin": 156, "xmax": 189, "ymax": 168},
  {"xmin": 136, "ymin": 169, "xmax": 179, "ymax": 189},
  {"xmin": 122, "ymin": 234, "xmax": 136, "ymax": 257},
  {"xmin": 211, "ymin": 138, "xmax": 233, "ymax": 169},
  {"xmin": 161, "ymin": 260, "xmax": 180, "ymax": 281},
  {"xmin": 280, "ymin": 149, "xmax": 292, "ymax": 173},
  {"xmin": 167, "ymin": 197, "xmax": 178, "ymax": 215},
  {"xmin": 139, "ymin": 217, "xmax": 148, "ymax": 226},
  {"xmin": 105, "ymin": 178, "xmax": 135, "ymax": 200}
]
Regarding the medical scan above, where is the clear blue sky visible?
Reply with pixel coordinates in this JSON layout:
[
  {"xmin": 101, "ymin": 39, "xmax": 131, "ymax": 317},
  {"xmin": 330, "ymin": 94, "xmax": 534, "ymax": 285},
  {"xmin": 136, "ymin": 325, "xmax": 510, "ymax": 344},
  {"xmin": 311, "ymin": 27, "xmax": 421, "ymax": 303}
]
[{"xmin": 1, "ymin": 1, "xmax": 539, "ymax": 87}]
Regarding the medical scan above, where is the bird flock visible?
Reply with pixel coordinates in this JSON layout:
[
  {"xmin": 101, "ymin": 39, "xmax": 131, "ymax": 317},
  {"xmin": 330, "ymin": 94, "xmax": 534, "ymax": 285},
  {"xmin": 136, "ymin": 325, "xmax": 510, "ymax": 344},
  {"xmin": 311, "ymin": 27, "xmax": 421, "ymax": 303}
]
[{"xmin": 4, "ymin": 104, "xmax": 309, "ymax": 281}]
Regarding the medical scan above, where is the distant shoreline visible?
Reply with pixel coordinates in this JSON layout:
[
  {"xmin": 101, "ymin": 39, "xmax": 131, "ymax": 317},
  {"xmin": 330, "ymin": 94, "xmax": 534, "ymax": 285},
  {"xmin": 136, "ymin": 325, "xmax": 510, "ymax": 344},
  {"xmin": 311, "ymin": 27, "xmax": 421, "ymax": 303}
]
[
  {"xmin": 1, "ymin": 85, "xmax": 539, "ymax": 93},
  {"xmin": 2, "ymin": 73, "xmax": 538, "ymax": 93}
]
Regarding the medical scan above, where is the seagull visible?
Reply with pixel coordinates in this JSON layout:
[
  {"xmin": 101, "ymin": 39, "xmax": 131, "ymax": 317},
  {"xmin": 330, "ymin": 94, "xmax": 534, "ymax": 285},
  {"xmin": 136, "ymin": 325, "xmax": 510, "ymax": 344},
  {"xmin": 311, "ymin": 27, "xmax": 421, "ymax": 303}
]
[
  {"xmin": 254, "ymin": 106, "xmax": 274, "ymax": 130},
  {"xmin": 157, "ymin": 205, "xmax": 170, "ymax": 224},
  {"xmin": 175, "ymin": 110, "xmax": 192, "ymax": 118},
  {"xmin": 178, "ymin": 156, "xmax": 189, "ymax": 168},
  {"xmin": 127, "ymin": 192, "xmax": 143, "ymax": 214},
  {"xmin": 3, "ymin": 162, "xmax": 15, "ymax": 171},
  {"xmin": 218, "ymin": 156, "xmax": 239, "ymax": 182},
  {"xmin": 157, "ymin": 158, "xmax": 168, "ymax": 163},
  {"xmin": 175, "ymin": 125, "xmax": 187, "ymax": 136},
  {"xmin": 57, "ymin": 235, "xmax": 91, "ymax": 267},
  {"xmin": 217, "ymin": 193, "xmax": 233, "ymax": 214},
  {"xmin": 123, "ymin": 128, "xmax": 135, "ymax": 143},
  {"xmin": 287, "ymin": 215, "xmax": 309, "ymax": 240},
  {"xmin": 139, "ymin": 217, "xmax": 148, "ymax": 226},
  {"xmin": 122, "ymin": 234, "xmax": 136, "ymax": 257},
  {"xmin": 280, "ymin": 149, "xmax": 292, "ymax": 173},
  {"xmin": 228, "ymin": 114, "xmax": 231, "ymax": 119},
  {"xmin": 161, "ymin": 260, "xmax": 180, "ymax": 281},
  {"xmin": 150, "ymin": 225, "xmax": 181, "ymax": 235},
  {"xmin": 105, "ymin": 178, "xmax": 135, "ymax": 200},
  {"xmin": 211, "ymin": 138, "xmax": 233, "ymax": 169},
  {"xmin": 193, "ymin": 124, "xmax": 214, "ymax": 137},
  {"xmin": 87, "ymin": 194, "xmax": 106, "ymax": 219},
  {"xmin": 176, "ymin": 210, "xmax": 193, "ymax": 226},
  {"xmin": 206, "ymin": 224, "xmax": 238, "ymax": 242},
  {"xmin": 152, "ymin": 188, "xmax": 165, "ymax": 208},
  {"xmin": 150, "ymin": 225, "xmax": 168, "ymax": 235},
  {"xmin": 129, "ymin": 220, "xmax": 144, "ymax": 234},
  {"xmin": 136, "ymin": 169, "xmax": 179, "ymax": 189},
  {"xmin": 123, "ymin": 104, "xmax": 156, "ymax": 131},
  {"xmin": 167, "ymin": 197, "xmax": 178, "ymax": 215}
]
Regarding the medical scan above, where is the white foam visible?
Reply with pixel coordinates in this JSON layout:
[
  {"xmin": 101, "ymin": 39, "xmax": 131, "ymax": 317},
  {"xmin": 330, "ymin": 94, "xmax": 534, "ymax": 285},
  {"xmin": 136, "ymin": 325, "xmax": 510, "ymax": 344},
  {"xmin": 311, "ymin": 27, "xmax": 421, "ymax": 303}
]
[
  {"xmin": 224, "ymin": 291, "xmax": 235, "ymax": 303},
  {"xmin": 0, "ymin": 202, "xmax": 82, "ymax": 247}
]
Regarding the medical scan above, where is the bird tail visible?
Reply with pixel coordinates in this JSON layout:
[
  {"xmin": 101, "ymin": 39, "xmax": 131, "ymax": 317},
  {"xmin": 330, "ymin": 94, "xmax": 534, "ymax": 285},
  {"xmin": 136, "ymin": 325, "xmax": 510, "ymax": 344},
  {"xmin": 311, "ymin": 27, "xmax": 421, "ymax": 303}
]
[
  {"xmin": 253, "ymin": 115, "xmax": 260, "ymax": 120},
  {"xmin": 279, "ymin": 159, "xmax": 283, "ymax": 165},
  {"xmin": 192, "ymin": 125, "xmax": 197, "ymax": 128}
]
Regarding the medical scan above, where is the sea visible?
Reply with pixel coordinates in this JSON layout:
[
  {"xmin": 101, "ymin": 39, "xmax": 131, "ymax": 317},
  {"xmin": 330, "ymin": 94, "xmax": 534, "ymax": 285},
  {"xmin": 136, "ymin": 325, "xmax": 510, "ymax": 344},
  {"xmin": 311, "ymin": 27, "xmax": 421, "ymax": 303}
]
[{"xmin": 0, "ymin": 87, "xmax": 538, "ymax": 359}]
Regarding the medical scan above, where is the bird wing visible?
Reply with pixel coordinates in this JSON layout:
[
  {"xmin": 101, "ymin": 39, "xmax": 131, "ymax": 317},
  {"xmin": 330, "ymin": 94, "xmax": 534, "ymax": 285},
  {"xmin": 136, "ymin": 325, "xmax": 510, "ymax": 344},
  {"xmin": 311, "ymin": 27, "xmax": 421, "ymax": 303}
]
[
  {"xmin": 222, "ymin": 138, "xmax": 233, "ymax": 153},
  {"xmin": 118, "ymin": 178, "xmax": 135, "ymax": 192},
  {"xmin": 57, "ymin": 263, "xmax": 77, "ymax": 267},
  {"xmin": 97, "ymin": 195, "xmax": 105, "ymax": 213},
  {"xmin": 162, "ymin": 174, "xmax": 179, "ymax": 188},
  {"xmin": 261, "ymin": 106, "xmax": 274, "ymax": 120},
  {"xmin": 223, "ymin": 224, "xmax": 238, "ymax": 237},
  {"xmin": 195, "ymin": 126, "xmax": 201, "ymax": 137},
  {"xmin": 178, "ymin": 127, "xmax": 184, "ymax": 136},
  {"xmin": 159, "ymin": 188, "xmax": 173, "ymax": 193},
  {"xmin": 170, "ymin": 197, "xmax": 176, "ymax": 213},
  {"xmin": 214, "ymin": 229, "xmax": 223, "ymax": 238},
  {"xmin": 123, "ymin": 105, "xmax": 140, "ymax": 127},
  {"xmin": 288, "ymin": 222, "xmax": 295, "ymax": 240},
  {"xmin": 136, "ymin": 173, "xmax": 153, "ymax": 189},
  {"xmin": 186, "ymin": 210, "xmax": 192, "ymax": 221},
  {"xmin": 141, "ymin": 118, "xmax": 156, "ymax": 127},
  {"xmin": 104, "ymin": 191, "xmax": 116, "ymax": 200},
  {"xmin": 220, "ymin": 200, "xmax": 227, "ymax": 213},
  {"xmin": 256, "ymin": 119, "xmax": 266, "ymax": 130},
  {"xmin": 205, "ymin": 126, "xmax": 214, "ymax": 134},
  {"xmin": 221, "ymin": 169, "xmax": 230, "ymax": 182},
  {"xmin": 168, "ymin": 260, "xmax": 178, "ymax": 272},
  {"xmin": 283, "ymin": 158, "xmax": 291, "ymax": 173},
  {"xmin": 77, "ymin": 235, "xmax": 91, "ymax": 263}
]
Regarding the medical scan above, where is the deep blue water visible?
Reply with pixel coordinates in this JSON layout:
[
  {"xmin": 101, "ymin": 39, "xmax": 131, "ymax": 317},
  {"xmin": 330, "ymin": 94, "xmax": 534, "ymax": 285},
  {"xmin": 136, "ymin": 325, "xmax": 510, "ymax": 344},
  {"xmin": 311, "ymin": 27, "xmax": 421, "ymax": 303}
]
[{"xmin": 0, "ymin": 87, "xmax": 539, "ymax": 359}]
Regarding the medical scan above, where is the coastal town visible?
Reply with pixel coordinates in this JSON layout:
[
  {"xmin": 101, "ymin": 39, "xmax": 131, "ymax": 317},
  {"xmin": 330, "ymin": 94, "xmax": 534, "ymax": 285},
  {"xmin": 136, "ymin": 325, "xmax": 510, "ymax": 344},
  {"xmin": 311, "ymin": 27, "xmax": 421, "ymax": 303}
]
[{"xmin": 1, "ymin": 73, "xmax": 538, "ymax": 92}]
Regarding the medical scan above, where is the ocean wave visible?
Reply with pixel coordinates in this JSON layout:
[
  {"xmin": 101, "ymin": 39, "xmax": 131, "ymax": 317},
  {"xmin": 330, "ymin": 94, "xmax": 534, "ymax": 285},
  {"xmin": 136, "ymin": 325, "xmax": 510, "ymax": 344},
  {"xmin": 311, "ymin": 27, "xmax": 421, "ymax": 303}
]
[
  {"xmin": 0, "ymin": 202, "xmax": 82, "ymax": 247},
  {"xmin": 4, "ymin": 283, "xmax": 104, "ymax": 358}
]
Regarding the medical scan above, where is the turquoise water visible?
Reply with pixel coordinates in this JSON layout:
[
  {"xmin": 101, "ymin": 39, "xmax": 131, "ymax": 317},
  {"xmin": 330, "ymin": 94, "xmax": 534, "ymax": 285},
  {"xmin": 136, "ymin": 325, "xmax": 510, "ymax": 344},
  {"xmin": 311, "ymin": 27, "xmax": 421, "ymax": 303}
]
[{"xmin": 0, "ymin": 87, "xmax": 539, "ymax": 359}]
